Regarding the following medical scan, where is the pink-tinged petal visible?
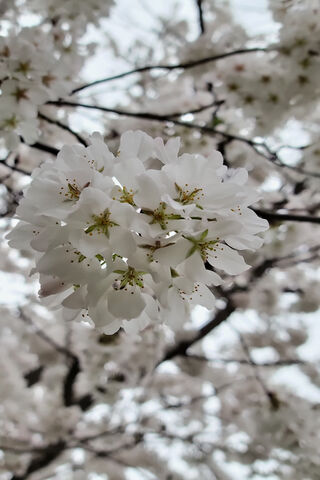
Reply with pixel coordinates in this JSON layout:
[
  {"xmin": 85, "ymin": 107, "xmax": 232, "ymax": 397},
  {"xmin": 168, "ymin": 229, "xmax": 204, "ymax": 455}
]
[{"xmin": 38, "ymin": 276, "xmax": 68, "ymax": 297}]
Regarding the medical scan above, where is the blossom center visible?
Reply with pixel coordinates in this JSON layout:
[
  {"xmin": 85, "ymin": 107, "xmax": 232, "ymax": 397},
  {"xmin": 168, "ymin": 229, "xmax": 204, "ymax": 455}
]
[
  {"xmin": 16, "ymin": 61, "xmax": 32, "ymax": 75},
  {"xmin": 11, "ymin": 87, "xmax": 29, "ymax": 102},
  {"xmin": 142, "ymin": 202, "xmax": 183, "ymax": 230},
  {"xmin": 113, "ymin": 266, "xmax": 146, "ymax": 289},
  {"xmin": 139, "ymin": 239, "xmax": 175, "ymax": 262},
  {"xmin": 85, "ymin": 209, "xmax": 119, "ymax": 237},
  {"xmin": 174, "ymin": 182, "xmax": 203, "ymax": 206},
  {"xmin": 59, "ymin": 180, "xmax": 90, "ymax": 201},
  {"xmin": 3, "ymin": 115, "xmax": 18, "ymax": 129},
  {"xmin": 118, "ymin": 186, "xmax": 136, "ymax": 206},
  {"xmin": 184, "ymin": 230, "xmax": 219, "ymax": 262}
]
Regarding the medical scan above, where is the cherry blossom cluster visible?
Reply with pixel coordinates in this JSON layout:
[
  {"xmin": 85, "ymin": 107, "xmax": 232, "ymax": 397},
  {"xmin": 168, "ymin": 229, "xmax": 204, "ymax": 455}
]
[
  {"xmin": 177, "ymin": 2, "xmax": 320, "ymax": 137},
  {"xmin": 28, "ymin": 0, "xmax": 114, "ymax": 29},
  {"xmin": 8, "ymin": 131, "xmax": 268, "ymax": 334},
  {"xmin": 0, "ymin": 27, "xmax": 82, "ymax": 150}
]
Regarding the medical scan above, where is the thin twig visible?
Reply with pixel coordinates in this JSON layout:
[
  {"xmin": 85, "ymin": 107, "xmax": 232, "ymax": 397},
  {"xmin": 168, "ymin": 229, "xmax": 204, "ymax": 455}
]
[
  {"xmin": 157, "ymin": 298, "xmax": 235, "ymax": 366},
  {"xmin": 19, "ymin": 309, "xmax": 74, "ymax": 359},
  {"xmin": 38, "ymin": 113, "xmax": 88, "ymax": 146},
  {"xmin": 185, "ymin": 353, "xmax": 308, "ymax": 367},
  {"xmin": 48, "ymin": 100, "xmax": 320, "ymax": 178},
  {"xmin": 232, "ymin": 326, "xmax": 280, "ymax": 409},
  {"xmin": 253, "ymin": 208, "xmax": 320, "ymax": 225},
  {"xmin": 71, "ymin": 47, "xmax": 270, "ymax": 94},
  {"xmin": 196, "ymin": 0, "xmax": 205, "ymax": 35}
]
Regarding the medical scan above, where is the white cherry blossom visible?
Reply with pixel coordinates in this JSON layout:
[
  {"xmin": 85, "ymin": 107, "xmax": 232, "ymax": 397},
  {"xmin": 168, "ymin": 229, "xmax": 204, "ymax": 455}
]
[{"xmin": 8, "ymin": 130, "xmax": 268, "ymax": 334}]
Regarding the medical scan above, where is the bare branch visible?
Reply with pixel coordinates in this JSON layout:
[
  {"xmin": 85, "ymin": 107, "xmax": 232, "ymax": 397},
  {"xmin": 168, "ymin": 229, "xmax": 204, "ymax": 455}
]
[
  {"xmin": 232, "ymin": 327, "xmax": 280, "ymax": 410},
  {"xmin": 38, "ymin": 112, "xmax": 88, "ymax": 146},
  {"xmin": 71, "ymin": 47, "xmax": 270, "ymax": 94},
  {"xmin": 19, "ymin": 309, "xmax": 74, "ymax": 359},
  {"xmin": 1, "ymin": 155, "xmax": 32, "ymax": 176},
  {"xmin": 185, "ymin": 353, "xmax": 308, "ymax": 367},
  {"xmin": 196, "ymin": 0, "xmax": 205, "ymax": 35},
  {"xmin": 11, "ymin": 441, "xmax": 66, "ymax": 480},
  {"xmin": 157, "ymin": 298, "xmax": 235, "ymax": 366},
  {"xmin": 19, "ymin": 310, "xmax": 93, "ymax": 410},
  {"xmin": 253, "ymin": 208, "xmax": 320, "ymax": 225},
  {"xmin": 48, "ymin": 100, "xmax": 320, "ymax": 179},
  {"xmin": 23, "ymin": 140, "xmax": 59, "ymax": 156}
]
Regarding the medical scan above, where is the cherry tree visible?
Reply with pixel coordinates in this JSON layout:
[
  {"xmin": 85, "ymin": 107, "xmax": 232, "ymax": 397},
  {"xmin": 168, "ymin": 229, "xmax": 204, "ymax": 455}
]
[{"xmin": 0, "ymin": 1, "xmax": 319, "ymax": 479}]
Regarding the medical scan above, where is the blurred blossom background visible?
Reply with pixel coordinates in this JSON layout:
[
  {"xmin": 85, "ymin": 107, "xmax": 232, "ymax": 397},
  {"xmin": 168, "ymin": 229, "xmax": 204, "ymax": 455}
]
[{"xmin": 0, "ymin": 1, "xmax": 320, "ymax": 479}]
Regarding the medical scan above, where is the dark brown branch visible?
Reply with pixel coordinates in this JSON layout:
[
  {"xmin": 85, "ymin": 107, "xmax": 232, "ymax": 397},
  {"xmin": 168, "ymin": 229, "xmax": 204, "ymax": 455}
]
[
  {"xmin": 62, "ymin": 357, "xmax": 93, "ymax": 411},
  {"xmin": 233, "ymin": 328, "xmax": 280, "ymax": 409},
  {"xmin": 19, "ymin": 309, "xmax": 74, "ymax": 359},
  {"xmin": 19, "ymin": 310, "xmax": 92, "ymax": 410},
  {"xmin": 26, "ymin": 141, "xmax": 59, "ymax": 156},
  {"xmin": 253, "ymin": 208, "xmax": 320, "ymax": 225},
  {"xmin": 24, "ymin": 365, "xmax": 44, "ymax": 387},
  {"xmin": 48, "ymin": 100, "xmax": 320, "ymax": 178},
  {"xmin": 63, "ymin": 356, "xmax": 80, "ymax": 406},
  {"xmin": 11, "ymin": 441, "xmax": 66, "ymax": 480},
  {"xmin": 0, "ymin": 444, "xmax": 46, "ymax": 454},
  {"xmin": 158, "ymin": 298, "xmax": 235, "ymax": 365},
  {"xmin": 196, "ymin": 0, "xmax": 205, "ymax": 35},
  {"xmin": 71, "ymin": 47, "xmax": 270, "ymax": 94},
  {"xmin": 185, "ymin": 354, "xmax": 307, "ymax": 366},
  {"xmin": 169, "ymin": 100, "xmax": 223, "ymax": 118},
  {"xmin": 1, "ymin": 156, "xmax": 31, "ymax": 176},
  {"xmin": 38, "ymin": 113, "xmax": 88, "ymax": 146}
]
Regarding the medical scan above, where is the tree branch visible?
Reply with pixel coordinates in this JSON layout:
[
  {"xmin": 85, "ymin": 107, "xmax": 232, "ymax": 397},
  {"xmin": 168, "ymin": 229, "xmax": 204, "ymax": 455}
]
[
  {"xmin": 253, "ymin": 208, "xmax": 320, "ymax": 225},
  {"xmin": 1, "ymin": 155, "xmax": 32, "ymax": 176},
  {"xmin": 48, "ymin": 100, "xmax": 320, "ymax": 178},
  {"xmin": 71, "ymin": 47, "xmax": 270, "ymax": 94},
  {"xmin": 232, "ymin": 327, "xmax": 280, "ymax": 409},
  {"xmin": 158, "ymin": 298, "xmax": 235, "ymax": 366},
  {"xmin": 185, "ymin": 353, "xmax": 307, "ymax": 367},
  {"xmin": 27, "ymin": 141, "xmax": 59, "ymax": 156},
  {"xmin": 38, "ymin": 112, "xmax": 88, "ymax": 146},
  {"xmin": 196, "ymin": 0, "xmax": 205, "ymax": 35},
  {"xmin": 11, "ymin": 441, "xmax": 66, "ymax": 480},
  {"xmin": 19, "ymin": 309, "xmax": 74, "ymax": 359},
  {"xmin": 19, "ymin": 310, "xmax": 93, "ymax": 410}
]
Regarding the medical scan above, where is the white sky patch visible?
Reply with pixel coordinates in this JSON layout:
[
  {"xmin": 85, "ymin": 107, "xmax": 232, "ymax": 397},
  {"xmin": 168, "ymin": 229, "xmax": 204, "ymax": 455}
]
[
  {"xmin": 0, "ymin": 271, "xmax": 36, "ymax": 305},
  {"xmin": 272, "ymin": 365, "xmax": 320, "ymax": 402}
]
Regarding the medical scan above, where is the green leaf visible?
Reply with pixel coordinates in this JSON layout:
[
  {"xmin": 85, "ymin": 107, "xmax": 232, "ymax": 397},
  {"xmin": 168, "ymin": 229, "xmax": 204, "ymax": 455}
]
[
  {"xmin": 85, "ymin": 225, "xmax": 96, "ymax": 234},
  {"xmin": 170, "ymin": 267, "xmax": 179, "ymax": 278},
  {"xmin": 212, "ymin": 116, "xmax": 223, "ymax": 127},
  {"xmin": 200, "ymin": 229, "xmax": 208, "ymax": 241}
]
